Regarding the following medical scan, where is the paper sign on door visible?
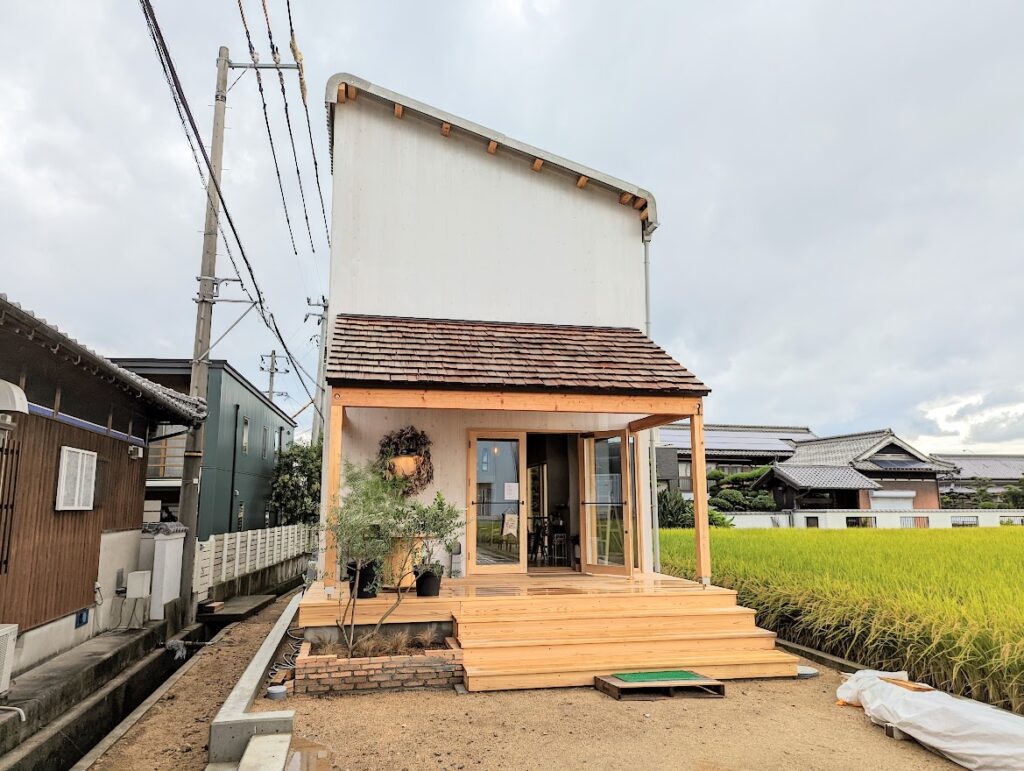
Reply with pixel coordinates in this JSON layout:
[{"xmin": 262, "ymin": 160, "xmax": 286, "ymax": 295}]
[{"xmin": 504, "ymin": 482, "xmax": 519, "ymax": 500}]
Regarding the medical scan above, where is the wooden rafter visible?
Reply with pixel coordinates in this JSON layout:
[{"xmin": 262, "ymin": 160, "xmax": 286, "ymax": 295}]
[
  {"xmin": 576, "ymin": 175, "xmax": 589, "ymax": 189},
  {"xmin": 531, "ymin": 158, "xmax": 544, "ymax": 172},
  {"xmin": 336, "ymin": 83, "xmax": 346, "ymax": 103},
  {"xmin": 627, "ymin": 414, "xmax": 685, "ymax": 433},
  {"xmin": 486, "ymin": 140, "xmax": 498, "ymax": 154},
  {"xmin": 632, "ymin": 196, "xmax": 647, "ymax": 210},
  {"xmin": 393, "ymin": 103, "xmax": 404, "ymax": 119},
  {"xmin": 441, "ymin": 122, "xmax": 452, "ymax": 137},
  {"xmin": 618, "ymin": 192, "xmax": 633, "ymax": 205},
  {"xmin": 346, "ymin": 83, "xmax": 358, "ymax": 100}
]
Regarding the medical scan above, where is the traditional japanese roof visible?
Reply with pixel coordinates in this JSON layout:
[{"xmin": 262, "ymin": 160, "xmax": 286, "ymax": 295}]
[
  {"xmin": 324, "ymin": 73, "xmax": 658, "ymax": 234},
  {"xmin": 786, "ymin": 429, "xmax": 953, "ymax": 474},
  {"xmin": 659, "ymin": 422, "xmax": 816, "ymax": 457},
  {"xmin": 0, "ymin": 294, "xmax": 206, "ymax": 425},
  {"xmin": 325, "ymin": 314, "xmax": 708, "ymax": 396},
  {"xmin": 934, "ymin": 454, "xmax": 1024, "ymax": 482},
  {"xmin": 766, "ymin": 464, "xmax": 881, "ymax": 491}
]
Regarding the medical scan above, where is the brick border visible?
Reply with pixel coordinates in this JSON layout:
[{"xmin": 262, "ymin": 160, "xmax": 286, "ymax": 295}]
[{"xmin": 293, "ymin": 642, "xmax": 464, "ymax": 694}]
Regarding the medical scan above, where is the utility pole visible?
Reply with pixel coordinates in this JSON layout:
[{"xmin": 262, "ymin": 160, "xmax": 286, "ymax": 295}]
[
  {"xmin": 260, "ymin": 349, "xmax": 290, "ymax": 402},
  {"xmin": 306, "ymin": 295, "xmax": 328, "ymax": 443},
  {"xmin": 178, "ymin": 46, "xmax": 229, "ymax": 625}
]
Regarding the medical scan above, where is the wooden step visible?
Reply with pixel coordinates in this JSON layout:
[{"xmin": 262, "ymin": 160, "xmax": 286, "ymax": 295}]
[
  {"xmin": 463, "ymin": 650, "xmax": 799, "ymax": 692},
  {"xmin": 458, "ymin": 628, "xmax": 775, "ymax": 650},
  {"xmin": 454, "ymin": 591, "xmax": 740, "ymax": 621},
  {"xmin": 455, "ymin": 607, "xmax": 759, "ymax": 642}
]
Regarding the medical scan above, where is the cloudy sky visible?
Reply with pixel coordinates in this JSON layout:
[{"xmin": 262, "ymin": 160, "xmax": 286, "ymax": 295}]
[{"xmin": 2, "ymin": 1, "xmax": 1022, "ymax": 451}]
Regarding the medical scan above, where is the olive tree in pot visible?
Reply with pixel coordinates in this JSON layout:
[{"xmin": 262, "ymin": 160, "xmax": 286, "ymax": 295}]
[
  {"xmin": 328, "ymin": 461, "xmax": 407, "ymax": 656},
  {"xmin": 410, "ymin": 492, "xmax": 464, "ymax": 597}
]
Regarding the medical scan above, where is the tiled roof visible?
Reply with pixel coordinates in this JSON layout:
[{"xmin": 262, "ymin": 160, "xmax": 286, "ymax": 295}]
[
  {"xmin": 934, "ymin": 454, "xmax": 1024, "ymax": 481},
  {"xmin": 786, "ymin": 429, "xmax": 952, "ymax": 473},
  {"xmin": 326, "ymin": 314, "xmax": 709, "ymax": 395},
  {"xmin": 770, "ymin": 464, "xmax": 881, "ymax": 490},
  {"xmin": 660, "ymin": 422, "xmax": 816, "ymax": 455},
  {"xmin": 0, "ymin": 294, "xmax": 206, "ymax": 425}
]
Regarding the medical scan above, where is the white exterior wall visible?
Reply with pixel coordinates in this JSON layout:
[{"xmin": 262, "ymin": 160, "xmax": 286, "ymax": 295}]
[
  {"xmin": 724, "ymin": 510, "xmax": 1016, "ymax": 529},
  {"xmin": 328, "ymin": 97, "xmax": 647, "ymax": 329},
  {"xmin": 339, "ymin": 408, "xmax": 654, "ymax": 573},
  {"xmin": 95, "ymin": 529, "xmax": 141, "ymax": 629}
]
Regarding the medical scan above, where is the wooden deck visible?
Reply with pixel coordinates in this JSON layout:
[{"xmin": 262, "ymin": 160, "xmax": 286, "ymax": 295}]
[{"xmin": 298, "ymin": 573, "xmax": 798, "ymax": 691}]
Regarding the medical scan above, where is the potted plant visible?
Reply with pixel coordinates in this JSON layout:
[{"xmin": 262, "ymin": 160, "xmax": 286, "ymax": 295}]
[
  {"xmin": 410, "ymin": 492, "xmax": 464, "ymax": 597},
  {"xmin": 377, "ymin": 426, "xmax": 433, "ymax": 493}
]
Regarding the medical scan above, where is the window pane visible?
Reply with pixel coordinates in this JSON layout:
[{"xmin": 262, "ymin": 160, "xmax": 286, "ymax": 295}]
[{"xmin": 474, "ymin": 439, "xmax": 520, "ymax": 566}]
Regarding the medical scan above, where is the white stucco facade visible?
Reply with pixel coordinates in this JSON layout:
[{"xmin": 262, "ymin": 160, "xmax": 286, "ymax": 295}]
[{"xmin": 328, "ymin": 93, "xmax": 648, "ymax": 329}]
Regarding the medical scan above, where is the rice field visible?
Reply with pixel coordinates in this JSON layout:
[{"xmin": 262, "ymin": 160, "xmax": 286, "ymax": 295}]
[{"xmin": 660, "ymin": 527, "xmax": 1024, "ymax": 713}]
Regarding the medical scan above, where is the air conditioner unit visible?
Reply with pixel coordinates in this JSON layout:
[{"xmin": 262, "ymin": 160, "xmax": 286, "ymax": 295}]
[
  {"xmin": 0, "ymin": 414, "xmax": 15, "ymax": 429},
  {"xmin": 127, "ymin": 445, "xmax": 144, "ymax": 460},
  {"xmin": 0, "ymin": 624, "xmax": 18, "ymax": 696}
]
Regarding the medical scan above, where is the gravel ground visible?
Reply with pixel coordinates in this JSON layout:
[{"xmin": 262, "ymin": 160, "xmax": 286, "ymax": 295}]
[
  {"xmin": 92, "ymin": 592, "xmax": 298, "ymax": 771},
  {"xmin": 257, "ymin": 658, "xmax": 953, "ymax": 771}
]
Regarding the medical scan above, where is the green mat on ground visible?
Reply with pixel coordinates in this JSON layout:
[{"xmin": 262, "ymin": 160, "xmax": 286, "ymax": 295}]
[{"xmin": 612, "ymin": 670, "xmax": 703, "ymax": 683}]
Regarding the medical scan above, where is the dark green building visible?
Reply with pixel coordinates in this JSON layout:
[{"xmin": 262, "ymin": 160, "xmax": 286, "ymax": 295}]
[{"xmin": 114, "ymin": 359, "xmax": 296, "ymax": 539}]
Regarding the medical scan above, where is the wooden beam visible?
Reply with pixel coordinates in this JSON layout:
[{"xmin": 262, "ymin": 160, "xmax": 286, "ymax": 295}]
[
  {"xmin": 618, "ymin": 192, "xmax": 633, "ymax": 205},
  {"xmin": 323, "ymin": 400, "xmax": 345, "ymax": 585},
  {"xmin": 639, "ymin": 207, "xmax": 649, "ymax": 222},
  {"xmin": 690, "ymin": 408, "xmax": 712, "ymax": 584},
  {"xmin": 576, "ymin": 175, "xmax": 589, "ymax": 189},
  {"xmin": 486, "ymin": 140, "xmax": 498, "ymax": 154},
  {"xmin": 346, "ymin": 83, "xmax": 358, "ymax": 101},
  {"xmin": 632, "ymin": 196, "xmax": 647, "ymax": 210},
  {"xmin": 532, "ymin": 158, "xmax": 544, "ymax": 172},
  {"xmin": 441, "ymin": 122, "xmax": 451, "ymax": 137},
  {"xmin": 393, "ymin": 103, "xmax": 404, "ymax": 119},
  {"xmin": 332, "ymin": 386, "xmax": 702, "ymax": 416},
  {"xmin": 627, "ymin": 414, "xmax": 685, "ymax": 433},
  {"xmin": 336, "ymin": 83, "xmax": 346, "ymax": 103}
]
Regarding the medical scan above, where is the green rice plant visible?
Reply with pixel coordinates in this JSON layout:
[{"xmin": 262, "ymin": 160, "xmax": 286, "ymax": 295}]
[{"xmin": 659, "ymin": 527, "xmax": 1024, "ymax": 713}]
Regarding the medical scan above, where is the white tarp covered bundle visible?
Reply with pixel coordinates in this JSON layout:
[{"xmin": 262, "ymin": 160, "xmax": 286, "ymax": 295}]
[{"xmin": 837, "ymin": 670, "xmax": 1024, "ymax": 770}]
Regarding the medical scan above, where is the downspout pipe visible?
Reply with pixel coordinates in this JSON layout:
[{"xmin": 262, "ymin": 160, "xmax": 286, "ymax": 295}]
[
  {"xmin": 228, "ymin": 403, "xmax": 239, "ymax": 533},
  {"xmin": 643, "ymin": 224, "xmax": 661, "ymax": 573}
]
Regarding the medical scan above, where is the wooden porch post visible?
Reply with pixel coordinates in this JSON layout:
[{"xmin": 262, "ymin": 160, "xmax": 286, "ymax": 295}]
[
  {"xmin": 323, "ymin": 394, "xmax": 345, "ymax": 584},
  {"xmin": 689, "ymin": 405, "xmax": 712, "ymax": 585}
]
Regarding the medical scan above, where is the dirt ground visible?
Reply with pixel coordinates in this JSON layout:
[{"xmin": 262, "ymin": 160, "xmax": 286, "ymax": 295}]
[
  {"xmin": 93, "ymin": 591, "xmax": 299, "ymax": 771},
  {"xmin": 91, "ymin": 591, "xmax": 951, "ymax": 771},
  {"xmin": 258, "ymin": 660, "xmax": 953, "ymax": 771}
]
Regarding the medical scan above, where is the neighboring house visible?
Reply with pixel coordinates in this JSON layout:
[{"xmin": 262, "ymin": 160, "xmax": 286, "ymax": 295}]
[
  {"xmin": 656, "ymin": 422, "xmax": 817, "ymax": 495},
  {"xmin": 302, "ymin": 74, "xmax": 798, "ymax": 689},
  {"xmin": 755, "ymin": 428, "xmax": 956, "ymax": 512},
  {"xmin": 0, "ymin": 296, "xmax": 204, "ymax": 673},
  {"xmin": 114, "ymin": 359, "xmax": 296, "ymax": 539},
  {"xmin": 934, "ymin": 453, "xmax": 1024, "ymax": 499}
]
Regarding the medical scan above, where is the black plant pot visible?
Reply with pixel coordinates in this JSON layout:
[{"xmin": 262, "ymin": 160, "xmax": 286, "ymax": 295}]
[
  {"xmin": 347, "ymin": 560, "xmax": 379, "ymax": 599},
  {"xmin": 414, "ymin": 568, "xmax": 442, "ymax": 597}
]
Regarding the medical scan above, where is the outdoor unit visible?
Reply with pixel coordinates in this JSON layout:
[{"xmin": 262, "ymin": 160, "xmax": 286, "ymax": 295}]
[
  {"xmin": 0, "ymin": 624, "xmax": 17, "ymax": 696},
  {"xmin": 127, "ymin": 445, "xmax": 144, "ymax": 460}
]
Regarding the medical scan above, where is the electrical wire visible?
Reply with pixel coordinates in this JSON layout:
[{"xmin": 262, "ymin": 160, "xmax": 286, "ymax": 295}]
[
  {"xmin": 285, "ymin": 0, "xmax": 331, "ymax": 248},
  {"xmin": 137, "ymin": 0, "xmax": 323, "ymax": 422},
  {"xmin": 236, "ymin": 0, "xmax": 299, "ymax": 256},
  {"xmin": 260, "ymin": 0, "xmax": 316, "ymax": 255}
]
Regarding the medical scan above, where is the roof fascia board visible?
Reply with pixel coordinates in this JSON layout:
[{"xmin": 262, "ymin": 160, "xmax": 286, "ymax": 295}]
[
  {"xmin": 324, "ymin": 73, "xmax": 658, "ymax": 234},
  {"xmin": 856, "ymin": 434, "xmax": 937, "ymax": 465}
]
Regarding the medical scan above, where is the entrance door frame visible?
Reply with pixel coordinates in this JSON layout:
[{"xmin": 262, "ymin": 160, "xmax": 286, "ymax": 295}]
[
  {"xmin": 578, "ymin": 429, "xmax": 635, "ymax": 577},
  {"xmin": 465, "ymin": 430, "xmax": 528, "ymax": 575}
]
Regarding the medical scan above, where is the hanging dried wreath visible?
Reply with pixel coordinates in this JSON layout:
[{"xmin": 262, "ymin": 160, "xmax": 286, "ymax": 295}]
[{"xmin": 377, "ymin": 425, "xmax": 433, "ymax": 495}]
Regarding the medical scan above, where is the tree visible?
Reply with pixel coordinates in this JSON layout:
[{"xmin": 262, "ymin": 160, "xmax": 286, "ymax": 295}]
[
  {"xmin": 269, "ymin": 439, "xmax": 322, "ymax": 525},
  {"xmin": 657, "ymin": 488, "xmax": 734, "ymax": 528}
]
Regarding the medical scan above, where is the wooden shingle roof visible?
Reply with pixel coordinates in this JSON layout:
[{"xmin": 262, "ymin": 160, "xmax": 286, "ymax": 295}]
[{"xmin": 326, "ymin": 314, "xmax": 709, "ymax": 396}]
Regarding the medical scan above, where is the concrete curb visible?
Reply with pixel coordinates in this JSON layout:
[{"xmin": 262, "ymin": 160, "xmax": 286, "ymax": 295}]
[
  {"xmin": 207, "ymin": 592, "xmax": 303, "ymax": 764},
  {"xmin": 775, "ymin": 638, "xmax": 868, "ymax": 674}
]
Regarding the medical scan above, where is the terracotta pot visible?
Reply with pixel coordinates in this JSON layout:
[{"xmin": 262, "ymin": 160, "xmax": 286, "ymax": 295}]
[{"xmin": 390, "ymin": 454, "xmax": 421, "ymax": 477}]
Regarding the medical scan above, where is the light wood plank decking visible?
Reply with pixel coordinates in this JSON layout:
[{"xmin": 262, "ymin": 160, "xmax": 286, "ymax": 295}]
[{"xmin": 298, "ymin": 573, "xmax": 798, "ymax": 691}]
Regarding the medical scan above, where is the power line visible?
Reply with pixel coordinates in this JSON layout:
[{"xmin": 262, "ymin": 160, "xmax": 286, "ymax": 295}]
[
  {"xmin": 260, "ymin": 0, "xmax": 316, "ymax": 255},
  {"xmin": 236, "ymin": 0, "xmax": 299, "ymax": 256},
  {"xmin": 285, "ymin": 0, "xmax": 331, "ymax": 248},
  {"xmin": 137, "ymin": 0, "xmax": 321, "ymax": 422}
]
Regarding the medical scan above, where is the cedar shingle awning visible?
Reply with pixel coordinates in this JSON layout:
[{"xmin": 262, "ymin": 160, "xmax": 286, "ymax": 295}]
[{"xmin": 326, "ymin": 314, "xmax": 709, "ymax": 397}]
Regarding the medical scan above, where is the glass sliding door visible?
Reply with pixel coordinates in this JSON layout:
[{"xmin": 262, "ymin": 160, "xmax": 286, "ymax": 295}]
[
  {"xmin": 467, "ymin": 432, "xmax": 527, "ymax": 574},
  {"xmin": 579, "ymin": 430, "xmax": 633, "ymax": 576}
]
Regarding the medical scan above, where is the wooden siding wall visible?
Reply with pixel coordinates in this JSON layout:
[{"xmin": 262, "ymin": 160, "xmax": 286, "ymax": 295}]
[{"xmin": 0, "ymin": 413, "xmax": 147, "ymax": 631}]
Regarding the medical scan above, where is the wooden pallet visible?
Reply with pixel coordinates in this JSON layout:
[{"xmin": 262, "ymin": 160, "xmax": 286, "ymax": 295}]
[{"xmin": 595, "ymin": 673, "xmax": 725, "ymax": 701}]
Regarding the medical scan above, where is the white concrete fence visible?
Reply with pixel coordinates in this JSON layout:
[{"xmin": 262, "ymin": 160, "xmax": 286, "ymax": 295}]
[
  {"xmin": 722, "ymin": 509, "xmax": 1024, "ymax": 530},
  {"xmin": 192, "ymin": 524, "xmax": 316, "ymax": 600}
]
